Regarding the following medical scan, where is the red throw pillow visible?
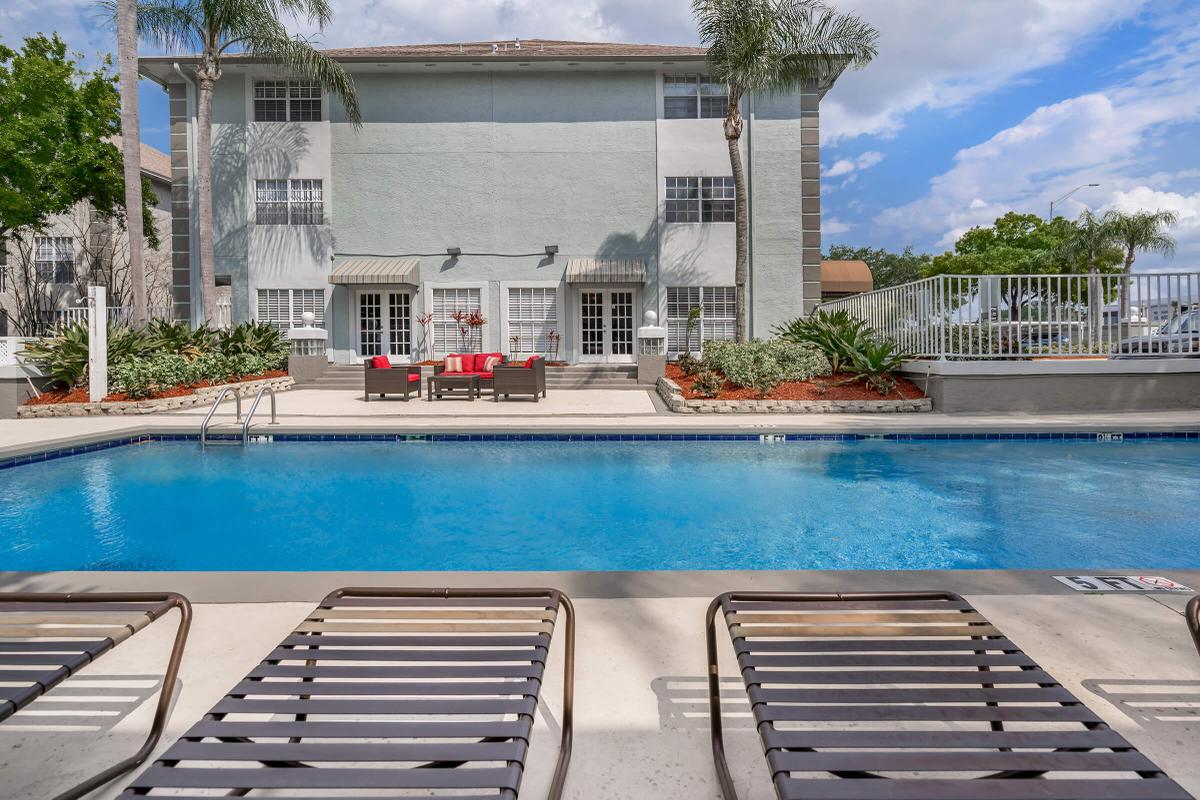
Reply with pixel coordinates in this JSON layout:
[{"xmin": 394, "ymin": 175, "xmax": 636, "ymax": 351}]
[
  {"xmin": 371, "ymin": 355, "xmax": 391, "ymax": 369},
  {"xmin": 524, "ymin": 355, "xmax": 539, "ymax": 369}
]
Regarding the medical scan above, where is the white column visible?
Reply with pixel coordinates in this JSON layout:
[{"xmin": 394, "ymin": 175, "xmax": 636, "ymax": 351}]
[{"xmin": 88, "ymin": 285, "xmax": 108, "ymax": 403}]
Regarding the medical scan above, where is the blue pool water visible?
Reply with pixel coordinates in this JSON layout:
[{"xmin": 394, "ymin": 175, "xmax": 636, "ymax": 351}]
[{"xmin": 1, "ymin": 439, "xmax": 1197, "ymax": 571}]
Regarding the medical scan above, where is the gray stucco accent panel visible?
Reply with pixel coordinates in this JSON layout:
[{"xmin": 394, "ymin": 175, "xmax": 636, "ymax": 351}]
[{"xmin": 167, "ymin": 82, "xmax": 191, "ymax": 322}]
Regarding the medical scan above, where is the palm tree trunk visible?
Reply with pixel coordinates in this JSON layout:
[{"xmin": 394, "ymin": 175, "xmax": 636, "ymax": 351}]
[
  {"xmin": 725, "ymin": 92, "xmax": 748, "ymax": 342},
  {"xmin": 116, "ymin": 0, "xmax": 145, "ymax": 327},
  {"xmin": 195, "ymin": 68, "xmax": 217, "ymax": 324},
  {"xmin": 1119, "ymin": 246, "xmax": 1135, "ymax": 323}
]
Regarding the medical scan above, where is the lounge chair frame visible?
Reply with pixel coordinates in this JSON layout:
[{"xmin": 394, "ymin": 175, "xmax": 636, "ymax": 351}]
[
  {"xmin": 0, "ymin": 592, "xmax": 191, "ymax": 800},
  {"xmin": 1187, "ymin": 594, "xmax": 1200, "ymax": 657},
  {"xmin": 706, "ymin": 590, "xmax": 1189, "ymax": 800},
  {"xmin": 122, "ymin": 586, "xmax": 574, "ymax": 799},
  {"xmin": 363, "ymin": 360, "xmax": 422, "ymax": 401}
]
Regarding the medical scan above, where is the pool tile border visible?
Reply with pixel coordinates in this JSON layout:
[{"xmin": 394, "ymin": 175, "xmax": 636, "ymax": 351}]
[{"xmin": 1, "ymin": 429, "xmax": 1197, "ymax": 471}]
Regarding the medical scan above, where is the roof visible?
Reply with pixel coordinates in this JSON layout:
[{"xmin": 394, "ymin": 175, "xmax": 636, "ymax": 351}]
[
  {"xmin": 565, "ymin": 257, "xmax": 647, "ymax": 284},
  {"xmin": 329, "ymin": 258, "xmax": 420, "ymax": 285},
  {"xmin": 142, "ymin": 39, "xmax": 708, "ymax": 65},
  {"xmin": 103, "ymin": 136, "xmax": 172, "ymax": 182},
  {"xmin": 820, "ymin": 260, "xmax": 873, "ymax": 294}
]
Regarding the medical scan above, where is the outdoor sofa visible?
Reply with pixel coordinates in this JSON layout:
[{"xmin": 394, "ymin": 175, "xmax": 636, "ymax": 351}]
[
  {"xmin": 1188, "ymin": 594, "xmax": 1199, "ymax": 657},
  {"xmin": 363, "ymin": 356, "xmax": 422, "ymax": 401},
  {"xmin": 706, "ymin": 590, "xmax": 1190, "ymax": 800},
  {"xmin": 494, "ymin": 355, "xmax": 548, "ymax": 401},
  {"xmin": 119, "ymin": 586, "xmax": 574, "ymax": 800},
  {"xmin": 0, "ymin": 591, "xmax": 191, "ymax": 800},
  {"xmin": 433, "ymin": 351, "xmax": 507, "ymax": 394}
]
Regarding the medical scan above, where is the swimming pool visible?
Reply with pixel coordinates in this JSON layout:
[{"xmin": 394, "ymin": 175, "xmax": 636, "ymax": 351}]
[{"xmin": 2, "ymin": 438, "xmax": 1197, "ymax": 571}]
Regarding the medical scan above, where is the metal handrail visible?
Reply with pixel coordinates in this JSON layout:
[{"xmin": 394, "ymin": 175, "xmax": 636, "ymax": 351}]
[
  {"xmin": 200, "ymin": 387, "xmax": 242, "ymax": 445},
  {"xmin": 241, "ymin": 385, "xmax": 278, "ymax": 443}
]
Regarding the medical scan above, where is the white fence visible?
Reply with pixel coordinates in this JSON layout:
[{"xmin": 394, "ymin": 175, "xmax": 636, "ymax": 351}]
[
  {"xmin": 816, "ymin": 272, "xmax": 1200, "ymax": 359},
  {"xmin": 50, "ymin": 305, "xmax": 177, "ymax": 330},
  {"xmin": 0, "ymin": 336, "xmax": 30, "ymax": 367}
]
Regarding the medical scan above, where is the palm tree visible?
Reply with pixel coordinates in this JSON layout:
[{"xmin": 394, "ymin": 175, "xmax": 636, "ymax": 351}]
[
  {"xmin": 1058, "ymin": 209, "xmax": 1119, "ymax": 346},
  {"xmin": 1107, "ymin": 209, "xmax": 1177, "ymax": 321},
  {"xmin": 693, "ymin": 0, "xmax": 877, "ymax": 340},
  {"xmin": 116, "ymin": 0, "xmax": 147, "ymax": 326},
  {"xmin": 120, "ymin": 0, "xmax": 361, "ymax": 323}
]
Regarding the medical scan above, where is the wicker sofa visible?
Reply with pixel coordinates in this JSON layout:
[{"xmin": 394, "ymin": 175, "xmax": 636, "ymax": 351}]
[
  {"xmin": 432, "ymin": 352, "xmax": 506, "ymax": 394},
  {"xmin": 493, "ymin": 356, "xmax": 547, "ymax": 401},
  {"xmin": 363, "ymin": 357, "xmax": 422, "ymax": 401}
]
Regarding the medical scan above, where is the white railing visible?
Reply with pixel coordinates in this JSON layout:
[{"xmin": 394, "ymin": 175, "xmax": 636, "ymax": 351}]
[
  {"xmin": 816, "ymin": 272, "xmax": 1200, "ymax": 359},
  {"xmin": 214, "ymin": 299, "xmax": 232, "ymax": 329},
  {"xmin": 50, "ymin": 305, "xmax": 176, "ymax": 329},
  {"xmin": 0, "ymin": 336, "xmax": 31, "ymax": 367}
]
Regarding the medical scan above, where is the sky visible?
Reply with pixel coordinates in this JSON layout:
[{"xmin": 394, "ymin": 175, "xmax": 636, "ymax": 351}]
[{"xmin": 3, "ymin": 0, "xmax": 1200, "ymax": 270}]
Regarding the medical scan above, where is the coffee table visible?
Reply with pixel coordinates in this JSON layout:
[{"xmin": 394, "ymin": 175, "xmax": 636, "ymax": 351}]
[{"xmin": 427, "ymin": 373, "xmax": 480, "ymax": 401}]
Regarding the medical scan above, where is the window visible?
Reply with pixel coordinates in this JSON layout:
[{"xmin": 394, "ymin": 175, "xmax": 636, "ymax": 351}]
[
  {"xmin": 666, "ymin": 286, "xmax": 736, "ymax": 354},
  {"xmin": 34, "ymin": 237, "xmax": 74, "ymax": 284},
  {"xmin": 507, "ymin": 287, "xmax": 558, "ymax": 355},
  {"xmin": 254, "ymin": 80, "xmax": 321, "ymax": 122},
  {"xmin": 255, "ymin": 179, "xmax": 323, "ymax": 226},
  {"xmin": 257, "ymin": 288, "xmax": 325, "ymax": 330},
  {"xmin": 431, "ymin": 287, "xmax": 481, "ymax": 357},
  {"xmin": 663, "ymin": 74, "xmax": 727, "ymax": 119},
  {"xmin": 665, "ymin": 177, "xmax": 735, "ymax": 223}
]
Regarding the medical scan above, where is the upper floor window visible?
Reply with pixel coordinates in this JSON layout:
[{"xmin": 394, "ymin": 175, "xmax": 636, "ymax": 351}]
[
  {"xmin": 663, "ymin": 74, "xmax": 728, "ymax": 119},
  {"xmin": 255, "ymin": 179, "xmax": 324, "ymax": 225},
  {"xmin": 254, "ymin": 80, "xmax": 321, "ymax": 122},
  {"xmin": 34, "ymin": 237, "xmax": 74, "ymax": 284},
  {"xmin": 665, "ymin": 177, "xmax": 735, "ymax": 223}
]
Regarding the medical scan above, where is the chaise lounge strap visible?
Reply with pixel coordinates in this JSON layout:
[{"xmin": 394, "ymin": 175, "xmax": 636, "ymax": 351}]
[
  {"xmin": 706, "ymin": 591, "xmax": 1191, "ymax": 800},
  {"xmin": 0, "ymin": 592, "xmax": 192, "ymax": 800},
  {"xmin": 122, "ymin": 586, "xmax": 574, "ymax": 799}
]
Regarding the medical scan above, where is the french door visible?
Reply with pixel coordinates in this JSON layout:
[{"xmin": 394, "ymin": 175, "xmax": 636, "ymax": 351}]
[
  {"xmin": 356, "ymin": 290, "xmax": 412, "ymax": 361},
  {"xmin": 578, "ymin": 288, "xmax": 636, "ymax": 363}
]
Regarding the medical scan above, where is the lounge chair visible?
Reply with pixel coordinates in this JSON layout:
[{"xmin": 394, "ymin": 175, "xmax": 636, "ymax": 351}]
[
  {"xmin": 1188, "ymin": 594, "xmax": 1200, "ymax": 657},
  {"xmin": 121, "ymin": 586, "xmax": 574, "ymax": 799},
  {"xmin": 363, "ymin": 357, "xmax": 422, "ymax": 401},
  {"xmin": 434, "ymin": 351, "xmax": 507, "ymax": 395},
  {"xmin": 0, "ymin": 592, "xmax": 191, "ymax": 800},
  {"xmin": 706, "ymin": 590, "xmax": 1190, "ymax": 800},
  {"xmin": 494, "ymin": 356, "xmax": 548, "ymax": 402}
]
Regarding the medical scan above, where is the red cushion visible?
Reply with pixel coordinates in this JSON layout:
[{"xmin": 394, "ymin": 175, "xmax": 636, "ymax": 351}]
[
  {"xmin": 371, "ymin": 356, "xmax": 391, "ymax": 369},
  {"xmin": 524, "ymin": 355, "xmax": 539, "ymax": 368},
  {"xmin": 478, "ymin": 372, "xmax": 493, "ymax": 379},
  {"xmin": 408, "ymin": 373, "xmax": 420, "ymax": 383},
  {"xmin": 461, "ymin": 353, "xmax": 478, "ymax": 372}
]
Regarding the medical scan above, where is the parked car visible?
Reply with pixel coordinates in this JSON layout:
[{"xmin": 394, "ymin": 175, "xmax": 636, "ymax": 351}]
[{"xmin": 1116, "ymin": 308, "xmax": 1200, "ymax": 357}]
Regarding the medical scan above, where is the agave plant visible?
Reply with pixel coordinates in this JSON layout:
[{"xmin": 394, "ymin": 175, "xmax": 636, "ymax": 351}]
[
  {"xmin": 217, "ymin": 321, "xmax": 290, "ymax": 367},
  {"xmin": 20, "ymin": 322, "xmax": 150, "ymax": 388},
  {"xmin": 145, "ymin": 319, "xmax": 216, "ymax": 362},
  {"xmin": 774, "ymin": 309, "xmax": 872, "ymax": 373},
  {"xmin": 844, "ymin": 339, "xmax": 907, "ymax": 396}
]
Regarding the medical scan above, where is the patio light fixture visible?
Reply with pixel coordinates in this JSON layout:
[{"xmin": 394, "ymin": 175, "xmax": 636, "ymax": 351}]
[
  {"xmin": 446, "ymin": 247, "xmax": 462, "ymax": 257},
  {"xmin": 544, "ymin": 245, "xmax": 559, "ymax": 255}
]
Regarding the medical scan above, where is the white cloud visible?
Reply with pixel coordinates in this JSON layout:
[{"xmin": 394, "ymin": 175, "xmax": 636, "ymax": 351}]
[
  {"xmin": 875, "ymin": 20, "xmax": 1200, "ymax": 256},
  {"xmin": 824, "ymin": 217, "xmax": 853, "ymax": 236},
  {"xmin": 821, "ymin": 0, "xmax": 1150, "ymax": 143},
  {"xmin": 824, "ymin": 150, "xmax": 885, "ymax": 178},
  {"xmin": 0, "ymin": 0, "xmax": 113, "ymax": 65},
  {"xmin": 1103, "ymin": 186, "xmax": 1200, "ymax": 269}
]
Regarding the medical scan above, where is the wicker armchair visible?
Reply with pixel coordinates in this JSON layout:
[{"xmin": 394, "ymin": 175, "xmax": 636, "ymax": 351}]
[
  {"xmin": 363, "ymin": 360, "xmax": 422, "ymax": 401},
  {"xmin": 493, "ymin": 357, "xmax": 547, "ymax": 402}
]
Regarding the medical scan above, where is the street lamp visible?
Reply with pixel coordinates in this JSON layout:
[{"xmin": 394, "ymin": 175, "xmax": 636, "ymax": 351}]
[{"xmin": 1048, "ymin": 183, "xmax": 1100, "ymax": 220}]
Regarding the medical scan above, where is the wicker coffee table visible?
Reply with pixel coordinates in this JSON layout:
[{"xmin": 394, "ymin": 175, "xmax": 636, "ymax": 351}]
[{"xmin": 427, "ymin": 373, "xmax": 480, "ymax": 400}]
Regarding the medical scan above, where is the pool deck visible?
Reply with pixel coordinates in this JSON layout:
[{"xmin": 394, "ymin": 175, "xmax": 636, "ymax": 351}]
[
  {"xmin": 0, "ymin": 569, "xmax": 1197, "ymax": 799},
  {"xmin": 2, "ymin": 387, "xmax": 1198, "ymax": 459}
]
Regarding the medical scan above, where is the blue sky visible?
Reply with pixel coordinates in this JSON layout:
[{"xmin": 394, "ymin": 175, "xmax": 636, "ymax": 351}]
[{"xmin": 3, "ymin": 0, "xmax": 1199, "ymax": 268}]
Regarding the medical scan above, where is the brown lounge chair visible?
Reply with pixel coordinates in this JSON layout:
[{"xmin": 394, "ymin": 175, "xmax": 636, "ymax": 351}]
[
  {"xmin": 0, "ymin": 592, "xmax": 191, "ymax": 800},
  {"xmin": 1188, "ymin": 594, "xmax": 1200, "ymax": 657},
  {"xmin": 121, "ymin": 586, "xmax": 574, "ymax": 799},
  {"xmin": 706, "ymin": 591, "xmax": 1191, "ymax": 800},
  {"xmin": 494, "ymin": 356, "xmax": 548, "ymax": 402},
  {"xmin": 363, "ymin": 358, "xmax": 422, "ymax": 401}
]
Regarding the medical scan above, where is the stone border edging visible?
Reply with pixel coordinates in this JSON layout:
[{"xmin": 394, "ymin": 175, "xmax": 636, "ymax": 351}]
[
  {"xmin": 18, "ymin": 375, "xmax": 295, "ymax": 417},
  {"xmin": 656, "ymin": 376, "xmax": 931, "ymax": 414}
]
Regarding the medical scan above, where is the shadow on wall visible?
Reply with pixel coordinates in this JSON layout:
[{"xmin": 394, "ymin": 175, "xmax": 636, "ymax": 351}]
[
  {"xmin": 210, "ymin": 123, "xmax": 331, "ymax": 281},
  {"xmin": 596, "ymin": 217, "xmax": 707, "ymax": 313}
]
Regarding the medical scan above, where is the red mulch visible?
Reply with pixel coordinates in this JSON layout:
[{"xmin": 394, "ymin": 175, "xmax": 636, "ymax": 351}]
[
  {"xmin": 665, "ymin": 363, "xmax": 923, "ymax": 401},
  {"xmin": 26, "ymin": 370, "xmax": 288, "ymax": 406}
]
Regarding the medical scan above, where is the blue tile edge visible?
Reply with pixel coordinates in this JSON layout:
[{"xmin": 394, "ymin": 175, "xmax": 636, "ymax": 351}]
[{"xmin": 1, "ymin": 429, "xmax": 1197, "ymax": 471}]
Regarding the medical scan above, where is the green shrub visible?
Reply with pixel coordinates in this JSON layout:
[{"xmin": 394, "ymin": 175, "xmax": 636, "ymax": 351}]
[
  {"xmin": 702, "ymin": 340, "xmax": 830, "ymax": 397},
  {"xmin": 676, "ymin": 351, "xmax": 702, "ymax": 376},
  {"xmin": 774, "ymin": 310, "xmax": 871, "ymax": 373},
  {"xmin": 109, "ymin": 355, "xmax": 195, "ymax": 399},
  {"xmin": 145, "ymin": 319, "xmax": 216, "ymax": 361},
  {"xmin": 691, "ymin": 367, "xmax": 723, "ymax": 398},
  {"xmin": 844, "ymin": 339, "xmax": 907, "ymax": 395},
  {"xmin": 20, "ymin": 322, "xmax": 150, "ymax": 389},
  {"xmin": 217, "ymin": 322, "xmax": 289, "ymax": 367}
]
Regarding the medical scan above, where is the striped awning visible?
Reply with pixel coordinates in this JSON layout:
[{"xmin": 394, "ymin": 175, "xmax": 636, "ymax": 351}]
[
  {"xmin": 565, "ymin": 257, "xmax": 647, "ymax": 284},
  {"xmin": 329, "ymin": 258, "xmax": 420, "ymax": 286}
]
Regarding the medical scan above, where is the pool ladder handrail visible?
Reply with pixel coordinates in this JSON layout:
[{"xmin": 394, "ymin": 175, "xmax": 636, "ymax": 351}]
[
  {"xmin": 200, "ymin": 387, "xmax": 241, "ymax": 446},
  {"xmin": 241, "ymin": 385, "xmax": 279, "ymax": 443}
]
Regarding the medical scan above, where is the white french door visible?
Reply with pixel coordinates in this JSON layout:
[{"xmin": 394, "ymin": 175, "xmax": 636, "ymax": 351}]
[
  {"xmin": 578, "ymin": 288, "xmax": 636, "ymax": 363},
  {"xmin": 356, "ymin": 290, "xmax": 412, "ymax": 361}
]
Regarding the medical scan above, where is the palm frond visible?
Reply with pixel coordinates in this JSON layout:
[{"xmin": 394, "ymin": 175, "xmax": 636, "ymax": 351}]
[
  {"xmin": 119, "ymin": 0, "xmax": 205, "ymax": 54},
  {"xmin": 241, "ymin": 30, "xmax": 361, "ymax": 125}
]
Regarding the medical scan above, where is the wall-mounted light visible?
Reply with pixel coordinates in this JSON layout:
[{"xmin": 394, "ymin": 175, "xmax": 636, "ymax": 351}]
[
  {"xmin": 544, "ymin": 245, "xmax": 559, "ymax": 256},
  {"xmin": 446, "ymin": 247, "xmax": 462, "ymax": 257}
]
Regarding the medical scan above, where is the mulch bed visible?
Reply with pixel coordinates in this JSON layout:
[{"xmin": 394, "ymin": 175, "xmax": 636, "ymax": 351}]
[
  {"xmin": 26, "ymin": 370, "xmax": 288, "ymax": 406},
  {"xmin": 665, "ymin": 364, "xmax": 923, "ymax": 401}
]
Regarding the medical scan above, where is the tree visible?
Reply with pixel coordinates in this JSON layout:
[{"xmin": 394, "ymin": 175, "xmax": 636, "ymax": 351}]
[
  {"xmin": 116, "ymin": 0, "xmax": 147, "ymax": 326},
  {"xmin": 825, "ymin": 244, "xmax": 931, "ymax": 289},
  {"xmin": 693, "ymin": 0, "xmax": 877, "ymax": 340},
  {"xmin": 122, "ymin": 0, "xmax": 363, "ymax": 323},
  {"xmin": 1106, "ymin": 209, "xmax": 1177, "ymax": 319}
]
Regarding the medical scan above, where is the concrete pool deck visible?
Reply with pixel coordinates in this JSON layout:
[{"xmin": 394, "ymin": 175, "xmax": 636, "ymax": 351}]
[{"xmin": 0, "ymin": 570, "xmax": 1197, "ymax": 799}]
